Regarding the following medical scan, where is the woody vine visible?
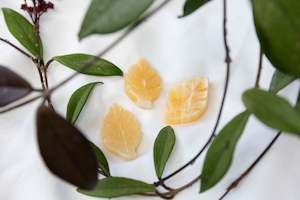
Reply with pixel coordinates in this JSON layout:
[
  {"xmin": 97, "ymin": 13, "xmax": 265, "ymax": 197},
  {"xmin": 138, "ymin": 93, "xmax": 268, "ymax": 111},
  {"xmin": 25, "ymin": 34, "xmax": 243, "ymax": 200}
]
[{"xmin": 0, "ymin": 0, "xmax": 299, "ymax": 199}]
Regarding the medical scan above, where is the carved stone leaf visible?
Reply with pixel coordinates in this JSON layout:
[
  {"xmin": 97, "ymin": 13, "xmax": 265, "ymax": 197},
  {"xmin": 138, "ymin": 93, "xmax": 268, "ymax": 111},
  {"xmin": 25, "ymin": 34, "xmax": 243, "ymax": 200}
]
[
  {"xmin": 0, "ymin": 65, "xmax": 32, "ymax": 107},
  {"xmin": 36, "ymin": 105, "xmax": 98, "ymax": 189}
]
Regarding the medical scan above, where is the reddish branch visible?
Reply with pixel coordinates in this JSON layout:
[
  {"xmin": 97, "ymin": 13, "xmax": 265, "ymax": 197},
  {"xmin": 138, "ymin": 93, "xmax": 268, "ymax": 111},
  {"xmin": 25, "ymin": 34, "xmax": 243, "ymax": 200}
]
[{"xmin": 21, "ymin": 0, "xmax": 54, "ymax": 109}]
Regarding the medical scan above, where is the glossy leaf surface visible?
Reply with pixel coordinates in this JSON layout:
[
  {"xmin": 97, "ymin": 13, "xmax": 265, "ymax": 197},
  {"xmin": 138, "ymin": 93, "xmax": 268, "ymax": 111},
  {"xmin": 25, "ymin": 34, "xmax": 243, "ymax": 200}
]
[
  {"xmin": 153, "ymin": 126, "xmax": 176, "ymax": 178},
  {"xmin": 78, "ymin": 177, "xmax": 155, "ymax": 198},
  {"xmin": 54, "ymin": 54, "xmax": 123, "ymax": 76},
  {"xmin": 37, "ymin": 105, "xmax": 98, "ymax": 189}
]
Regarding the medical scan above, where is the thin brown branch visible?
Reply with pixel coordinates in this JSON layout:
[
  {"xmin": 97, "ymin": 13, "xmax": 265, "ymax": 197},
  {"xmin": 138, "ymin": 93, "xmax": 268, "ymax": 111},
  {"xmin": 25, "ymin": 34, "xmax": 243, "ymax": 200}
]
[
  {"xmin": 155, "ymin": 0, "xmax": 232, "ymax": 185},
  {"xmin": 218, "ymin": 132, "xmax": 281, "ymax": 200},
  {"xmin": 49, "ymin": 0, "xmax": 172, "ymax": 93},
  {"xmin": 172, "ymin": 175, "xmax": 200, "ymax": 195},
  {"xmin": 255, "ymin": 48, "xmax": 263, "ymax": 88},
  {"xmin": 155, "ymin": 190, "xmax": 175, "ymax": 199},
  {"xmin": 161, "ymin": 181, "xmax": 176, "ymax": 191},
  {"xmin": 0, "ymin": 37, "xmax": 35, "ymax": 60},
  {"xmin": 25, "ymin": 0, "xmax": 54, "ymax": 110},
  {"xmin": 45, "ymin": 58, "xmax": 54, "ymax": 69},
  {"xmin": 223, "ymin": 0, "xmax": 231, "ymax": 64},
  {"xmin": 0, "ymin": 95, "xmax": 43, "ymax": 114}
]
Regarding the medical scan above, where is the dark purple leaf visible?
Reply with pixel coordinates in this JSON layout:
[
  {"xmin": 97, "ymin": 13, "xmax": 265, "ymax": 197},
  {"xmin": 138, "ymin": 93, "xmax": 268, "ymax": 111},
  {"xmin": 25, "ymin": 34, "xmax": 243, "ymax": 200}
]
[
  {"xmin": 0, "ymin": 65, "xmax": 32, "ymax": 107},
  {"xmin": 36, "ymin": 105, "xmax": 98, "ymax": 189}
]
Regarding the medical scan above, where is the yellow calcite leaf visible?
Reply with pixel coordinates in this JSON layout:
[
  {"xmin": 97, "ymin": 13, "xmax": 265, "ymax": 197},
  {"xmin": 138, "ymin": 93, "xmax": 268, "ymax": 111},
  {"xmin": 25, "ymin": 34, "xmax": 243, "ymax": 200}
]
[
  {"xmin": 125, "ymin": 58, "xmax": 162, "ymax": 109},
  {"xmin": 101, "ymin": 104, "xmax": 142, "ymax": 160},
  {"xmin": 165, "ymin": 77, "xmax": 208, "ymax": 125}
]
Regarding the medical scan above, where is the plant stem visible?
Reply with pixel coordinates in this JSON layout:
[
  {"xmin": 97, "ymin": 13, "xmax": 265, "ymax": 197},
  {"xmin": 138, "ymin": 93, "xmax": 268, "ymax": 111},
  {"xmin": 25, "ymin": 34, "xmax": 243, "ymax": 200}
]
[
  {"xmin": 218, "ymin": 132, "xmax": 281, "ymax": 200},
  {"xmin": 0, "ymin": 94, "xmax": 43, "ymax": 114},
  {"xmin": 24, "ymin": 1, "xmax": 54, "ymax": 110},
  {"xmin": 0, "ymin": 37, "xmax": 35, "ymax": 60},
  {"xmin": 170, "ymin": 175, "xmax": 201, "ymax": 195},
  {"xmin": 155, "ymin": 0, "xmax": 232, "ymax": 185},
  {"xmin": 153, "ymin": 175, "xmax": 201, "ymax": 199},
  {"xmin": 45, "ymin": 58, "xmax": 54, "ymax": 69},
  {"xmin": 255, "ymin": 49, "xmax": 263, "ymax": 88},
  {"xmin": 49, "ymin": 0, "xmax": 172, "ymax": 93}
]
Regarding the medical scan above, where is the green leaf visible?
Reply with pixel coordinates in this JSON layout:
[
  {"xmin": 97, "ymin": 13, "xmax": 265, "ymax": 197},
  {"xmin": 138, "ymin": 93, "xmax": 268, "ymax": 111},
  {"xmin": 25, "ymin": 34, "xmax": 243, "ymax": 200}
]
[
  {"xmin": 180, "ymin": 0, "xmax": 212, "ymax": 17},
  {"xmin": 89, "ymin": 142, "xmax": 110, "ymax": 177},
  {"xmin": 79, "ymin": 0, "xmax": 154, "ymax": 39},
  {"xmin": 77, "ymin": 177, "xmax": 155, "ymax": 198},
  {"xmin": 67, "ymin": 82, "xmax": 102, "ymax": 124},
  {"xmin": 53, "ymin": 54, "xmax": 123, "ymax": 76},
  {"xmin": 2, "ymin": 8, "xmax": 43, "ymax": 58},
  {"xmin": 200, "ymin": 111, "xmax": 250, "ymax": 192},
  {"xmin": 243, "ymin": 88, "xmax": 300, "ymax": 135},
  {"xmin": 269, "ymin": 70, "xmax": 296, "ymax": 94},
  {"xmin": 251, "ymin": 0, "xmax": 300, "ymax": 77},
  {"xmin": 153, "ymin": 126, "xmax": 176, "ymax": 178}
]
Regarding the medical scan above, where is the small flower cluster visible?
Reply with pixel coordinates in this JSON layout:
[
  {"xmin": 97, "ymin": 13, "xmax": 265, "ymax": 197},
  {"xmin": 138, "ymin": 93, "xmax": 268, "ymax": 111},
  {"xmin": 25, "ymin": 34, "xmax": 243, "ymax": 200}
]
[{"xmin": 21, "ymin": 0, "xmax": 54, "ymax": 19}]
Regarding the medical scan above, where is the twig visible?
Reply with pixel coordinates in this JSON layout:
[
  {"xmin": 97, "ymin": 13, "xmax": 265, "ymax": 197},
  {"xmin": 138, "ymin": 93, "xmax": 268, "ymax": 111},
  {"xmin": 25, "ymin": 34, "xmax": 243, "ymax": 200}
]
[
  {"xmin": 154, "ymin": 175, "xmax": 201, "ymax": 199},
  {"xmin": 255, "ymin": 48, "xmax": 263, "ymax": 88},
  {"xmin": 171, "ymin": 175, "xmax": 200, "ymax": 195},
  {"xmin": 49, "ymin": 0, "xmax": 172, "ymax": 93},
  {"xmin": 156, "ymin": 0, "xmax": 232, "ymax": 185},
  {"xmin": 218, "ymin": 132, "xmax": 281, "ymax": 200},
  {"xmin": 23, "ymin": 0, "xmax": 54, "ymax": 110},
  {"xmin": 0, "ymin": 37, "xmax": 35, "ymax": 60},
  {"xmin": 155, "ymin": 190, "xmax": 175, "ymax": 199},
  {"xmin": 161, "ymin": 181, "xmax": 176, "ymax": 191},
  {"xmin": 0, "ymin": 95, "xmax": 43, "ymax": 114},
  {"xmin": 45, "ymin": 58, "xmax": 54, "ymax": 69}
]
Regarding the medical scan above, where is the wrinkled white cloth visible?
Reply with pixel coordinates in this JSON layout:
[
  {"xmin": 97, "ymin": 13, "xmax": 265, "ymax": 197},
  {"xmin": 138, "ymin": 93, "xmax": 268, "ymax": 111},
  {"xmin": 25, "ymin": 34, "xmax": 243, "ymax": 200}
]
[{"xmin": 0, "ymin": 0, "xmax": 300, "ymax": 200}]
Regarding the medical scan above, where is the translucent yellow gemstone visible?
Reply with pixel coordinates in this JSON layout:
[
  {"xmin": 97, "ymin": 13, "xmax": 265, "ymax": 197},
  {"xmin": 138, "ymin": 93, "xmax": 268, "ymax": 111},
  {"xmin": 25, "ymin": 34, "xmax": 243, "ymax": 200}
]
[
  {"xmin": 101, "ymin": 104, "xmax": 142, "ymax": 160},
  {"xmin": 165, "ymin": 77, "xmax": 208, "ymax": 125},
  {"xmin": 125, "ymin": 59, "xmax": 162, "ymax": 109}
]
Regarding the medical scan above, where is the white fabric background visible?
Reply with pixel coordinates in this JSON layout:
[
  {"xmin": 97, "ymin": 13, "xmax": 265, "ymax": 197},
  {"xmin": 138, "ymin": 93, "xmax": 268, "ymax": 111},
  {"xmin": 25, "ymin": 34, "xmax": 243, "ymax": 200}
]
[{"xmin": 0, "ymin": 0, "xmax": 300, "ymax": 200}]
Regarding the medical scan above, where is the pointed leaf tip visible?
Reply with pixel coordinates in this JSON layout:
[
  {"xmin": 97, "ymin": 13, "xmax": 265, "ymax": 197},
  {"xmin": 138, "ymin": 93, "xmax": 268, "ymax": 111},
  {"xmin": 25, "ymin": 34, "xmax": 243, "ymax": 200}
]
[
  {"xmin": 269, "ymin": 70, "xmax": 296, "ymax": 94},
  {"xmin": 67, "ymin": 82, "xmax": 103, "ymax": 124},
  {"xmin": 79, "ymin": 0, "xmax": 154, "ymax": 38},
  {"xmin": 0, "ymin": 65, "xmax": 32, "ymax": 107},
  {"xmin": 181, "ymin": 0, "xmax": 212, "ymax": 18},
  {"xmin": 243, "ymin": 88, "xmax": 300, "ymax": 135},
  {"xmin": 90, "ymin": 142, "xmax": 110, "ymax": 177}
]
